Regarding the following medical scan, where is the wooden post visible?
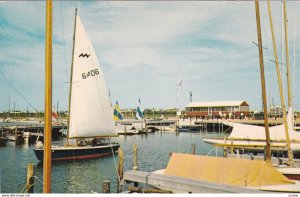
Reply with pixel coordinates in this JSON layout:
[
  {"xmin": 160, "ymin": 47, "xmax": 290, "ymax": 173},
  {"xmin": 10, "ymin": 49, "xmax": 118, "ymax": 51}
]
[
  {"xmin": 102, "ymin": 180, "xmax": 110, "ymax": 193},
  {"xmin": 133, "ymin": 144, "xmax": 138, "ymax": 187},
  {"xmin": 144, "ymin": 119, "xmax": 147, "ymax": 134},
  {"xmin": 264, "ymin": 146, "xmax": 267, "ymax": 161},
  {"xmin": 141, "ymin": 121, "xmax": 143, "ymax": 133},
  {"xmin": 191, "ymin": 143, "xmax": 195, "ymax": 155},
  {"xmin": 133, "ymin": 144, "xmax": 138, "ymax": 170},
  {"xmin": 230, "ymin": 138, "xmax": 234, "ymax": 154},
  {"xmin": 223, "ymin": 148, "xmax": 228, "ymax": 158},
  {"xmin": 26, "ymin": 163, "xmax": 34, "ymax": 193},
  {"xmin": 222, "ymin": 123, "xmax": 224, "ymax": 134},
  {"xmin": 117, "ymin": 147, "xmax": 124, "ymax": 193}
]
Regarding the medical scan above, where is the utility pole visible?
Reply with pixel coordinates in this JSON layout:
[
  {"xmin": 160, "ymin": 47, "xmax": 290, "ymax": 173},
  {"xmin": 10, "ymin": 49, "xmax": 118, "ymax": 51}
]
[{"xmin": 189, "ymin": 91, "xmax": 192, "ymax": 103}]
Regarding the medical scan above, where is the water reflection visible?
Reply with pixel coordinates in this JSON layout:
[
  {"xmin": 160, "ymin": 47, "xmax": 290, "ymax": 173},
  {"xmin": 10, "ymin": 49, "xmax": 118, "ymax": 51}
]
[{"xmin": 1, "ymin": 132, "xmax": 220, "ymax": 193}]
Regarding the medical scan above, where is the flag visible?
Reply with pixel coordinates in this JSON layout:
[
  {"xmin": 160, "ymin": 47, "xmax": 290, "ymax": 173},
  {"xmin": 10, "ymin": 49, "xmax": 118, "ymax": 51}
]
[
  {"xmin": 136, "ymin": 106, "xmax": 144, "ymax": 120},
  {"xmin": 136, "ymin": 98, "xmax": 144, "ymax": 119},
  {"xmin": 52, "ymin": 111, "xmax": 59, "ymax": 122},
  {"xmin": 113, "ymin": 101, "xmax": 123, "ymax": 121}
]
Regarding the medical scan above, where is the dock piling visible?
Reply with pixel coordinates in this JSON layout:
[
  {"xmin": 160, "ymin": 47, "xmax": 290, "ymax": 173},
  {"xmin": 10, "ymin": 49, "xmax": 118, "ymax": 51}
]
[
  {"xmin": 133, "ymin": 144, "xmax": 139, "ymax": 187},
  {"xmin": 191, "ymin": 143, "xmax": 196, "ymax": 155},
  {"xmin": 133, "ymin": 144, "xmax": 138, "ymax": 170},
  {"xmin": 26, "ymin": 163, "xmax": 34, "ymax": 193},
  {"xmin": 117, "ymin": 147, "xmax": 124, "ymax": 193},
  {"xmin": 102, "ymin": 180, "xmax": 110, "ymax": 193},
  {"xmin": 223, "ymin": 148, "xmax": 228, "ymax": 158}
]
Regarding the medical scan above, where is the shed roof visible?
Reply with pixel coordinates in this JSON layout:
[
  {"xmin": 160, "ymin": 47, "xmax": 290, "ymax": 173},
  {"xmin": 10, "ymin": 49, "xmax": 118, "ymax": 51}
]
[{"xmin": 185, "ymin": 100, "xmax": 248, "ymax": 108}]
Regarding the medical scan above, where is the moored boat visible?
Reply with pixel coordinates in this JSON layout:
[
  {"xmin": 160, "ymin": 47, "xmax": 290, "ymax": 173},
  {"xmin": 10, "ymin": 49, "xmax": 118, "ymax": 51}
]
[
  {"xmin": 34, "ymin": 9, "xmax": 119, "ymax": 161},
  {"xmin": 0, "ymin": 137, "xmax": 8, "ymax": 146}
]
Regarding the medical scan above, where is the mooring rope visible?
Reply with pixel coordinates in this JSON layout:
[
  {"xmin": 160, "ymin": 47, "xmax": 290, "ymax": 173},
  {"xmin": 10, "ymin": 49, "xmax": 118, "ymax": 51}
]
[
  {"xmin": 109, "ymin": 138, "xmax": 122, "ymax": 192},
  {"xmin": 206, "ymin": 146, "xmax": 216, "ymax": 156},
  {"xmin": 19, "ymin": 183, "xmax": 27, "ymax": 193},
  {"xmin": 19, "ymin": 175, "xmax": 44, "ymax": 193}
]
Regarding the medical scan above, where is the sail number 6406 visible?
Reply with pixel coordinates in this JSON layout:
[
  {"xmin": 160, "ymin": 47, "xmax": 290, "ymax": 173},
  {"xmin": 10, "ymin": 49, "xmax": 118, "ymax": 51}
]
[{"xmin": 82, "ymin": 69, "xmax": 99, "ymax": 79}]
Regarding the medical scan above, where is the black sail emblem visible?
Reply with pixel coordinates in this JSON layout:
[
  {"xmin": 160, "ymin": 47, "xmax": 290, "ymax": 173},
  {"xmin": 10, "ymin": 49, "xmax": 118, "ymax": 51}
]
[{"xmin": 79, "ymin": 53, "xmax": 90, "ymax": 58}]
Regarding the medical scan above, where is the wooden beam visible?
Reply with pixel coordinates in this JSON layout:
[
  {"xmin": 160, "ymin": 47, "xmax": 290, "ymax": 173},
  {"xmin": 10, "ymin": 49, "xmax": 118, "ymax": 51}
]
[
  {"xmin": 124, "ymin": 170, "xmax": 263, "ymax": 193},
  {"xmin": 127, "ymin": 186, "xmax": 172, "ymax": 193}
]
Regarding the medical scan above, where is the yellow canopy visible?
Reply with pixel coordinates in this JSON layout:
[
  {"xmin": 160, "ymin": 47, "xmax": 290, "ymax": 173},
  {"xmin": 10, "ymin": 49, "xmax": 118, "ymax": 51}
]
[{"xmin": 164, "ymin": 153, "xmax": 294, "ymax": 187}]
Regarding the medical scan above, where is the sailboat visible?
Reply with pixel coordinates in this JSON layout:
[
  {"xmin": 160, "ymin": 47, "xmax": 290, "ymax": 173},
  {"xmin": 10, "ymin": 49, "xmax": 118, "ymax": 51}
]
[
  {"xmin": 203, "ymin": 0, "xmax": 300, "ymax": 159},
  {"xmin": 34, "ymin": 9, "xmax": 119, "ymax": 161},
  {"xmin": 202, "ymin": 108, "xmax": 300, "ymax": 157},
  {"xmin": 144, "ymin": 1, "xmax": 300, "ymax": 192}
]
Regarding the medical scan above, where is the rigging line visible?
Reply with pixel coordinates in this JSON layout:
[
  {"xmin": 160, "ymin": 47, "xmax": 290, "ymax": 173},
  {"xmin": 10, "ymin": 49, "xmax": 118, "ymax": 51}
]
[
  {"xmin": 109, "ymin": 139, "xmax": 121, "ymax": 189},
  {"xmin": 7, "ymin": 30, "xmax": 25, "ymax": 99},
  {"xmin": 10, "ymin": 33, "xmax": 23, "ymax": 85},
  {"xmin": 74, "ymin": 0, "xmax": 78, "ymax": 10},
  {"xmin": 59, "ymin": 0, "xmax": 69, "ymax": 84},
  {"xmin": 33, "ymin": 176, "xmax": 44, "ymax": 185},
  {"xmin": 0, "ymin": 69, "xmax": 39, "ymax": 113}
]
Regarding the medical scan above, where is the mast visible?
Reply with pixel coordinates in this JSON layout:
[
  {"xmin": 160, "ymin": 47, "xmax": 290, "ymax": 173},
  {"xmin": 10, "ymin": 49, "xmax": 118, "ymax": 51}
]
[
  {"xmin": 281, "ymin": 0, "xmax": 285, "ymax": 99},
  {"xmin": 57, "ymin": 100, "xmax": 59, "ymax": 118},
  {"xmin": 293, "ymin": 22, "xmax": 296, "ymax": 136},
  {"xmin": 254, "ymin": 0, "xmax": 271, "ymax": 164},
  {"xmin": 66, "ymin": 8, "xmax": 78, "ymax": 145},
  {"xmin": 283, "ymin": 0, "xmax": 292, "ymax": 108},
  {"xmin": 44, "ymin": 0, "xmax": 52, "ymax": 193},
  {"xmin": 267, "ymin": 0, "xmax": 293, "ymax": 166}
]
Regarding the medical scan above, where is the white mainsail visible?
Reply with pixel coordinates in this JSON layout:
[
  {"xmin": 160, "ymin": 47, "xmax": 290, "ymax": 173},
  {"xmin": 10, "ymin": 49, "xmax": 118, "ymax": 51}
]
[{"xmin": 68, "ymin": 15, "xmax": 116, "ymax": 138}]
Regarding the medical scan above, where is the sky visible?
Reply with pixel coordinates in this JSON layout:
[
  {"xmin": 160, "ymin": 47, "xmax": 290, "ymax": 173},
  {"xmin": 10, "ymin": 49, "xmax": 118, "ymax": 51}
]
[{"xmin": 0, "ymin": 1, "xmax": 300, "ymax": 112}]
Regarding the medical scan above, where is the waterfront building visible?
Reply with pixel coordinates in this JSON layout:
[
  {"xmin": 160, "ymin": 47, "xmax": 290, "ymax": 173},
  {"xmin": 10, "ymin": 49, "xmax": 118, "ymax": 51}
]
[{"xmin": 185, "ymin": 100, "xmax": 250, "ymax": 118}]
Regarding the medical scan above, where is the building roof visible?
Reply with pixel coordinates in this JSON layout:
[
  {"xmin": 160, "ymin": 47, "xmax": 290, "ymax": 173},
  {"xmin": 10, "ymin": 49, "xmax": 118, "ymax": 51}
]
[{"xmin": 185, "ymin": 100, "xmax": 248, "ymax": 108}]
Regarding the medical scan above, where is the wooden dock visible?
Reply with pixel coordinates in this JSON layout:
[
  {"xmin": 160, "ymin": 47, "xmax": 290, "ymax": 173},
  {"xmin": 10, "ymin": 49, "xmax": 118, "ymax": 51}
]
[
  {"xmin": 1, "ymin": 123, "xmax": 67, "ymax": 141},
  {"xmin": 195, "ymin": 119, "xmax": 300, "ymax": 128},
  {"xmin": 124, "ymin": 170, "xmax": 264, "ymax": 193},
  {"xmin": 116, "ymin": 119, "xmax": 179, "ymax": 133}
]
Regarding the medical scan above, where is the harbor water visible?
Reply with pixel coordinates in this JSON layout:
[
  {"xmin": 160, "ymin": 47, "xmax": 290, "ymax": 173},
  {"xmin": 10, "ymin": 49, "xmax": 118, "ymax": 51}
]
[{"xmin": 0, "ymin": 132, "xmax": 222, "ymax": 193}]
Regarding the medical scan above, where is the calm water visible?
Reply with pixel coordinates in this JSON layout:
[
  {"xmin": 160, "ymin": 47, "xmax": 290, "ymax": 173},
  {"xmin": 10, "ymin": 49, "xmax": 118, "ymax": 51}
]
[{"xmin": 0, "ymin": 132, "xmax": 222, "ymax": 193}]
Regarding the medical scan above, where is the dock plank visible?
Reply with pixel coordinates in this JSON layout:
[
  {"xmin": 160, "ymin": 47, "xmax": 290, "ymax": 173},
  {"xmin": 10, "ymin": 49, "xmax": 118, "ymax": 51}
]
[{"xmin": 124, "ymin": 170, "xmax": 264, "ymax": 193}]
